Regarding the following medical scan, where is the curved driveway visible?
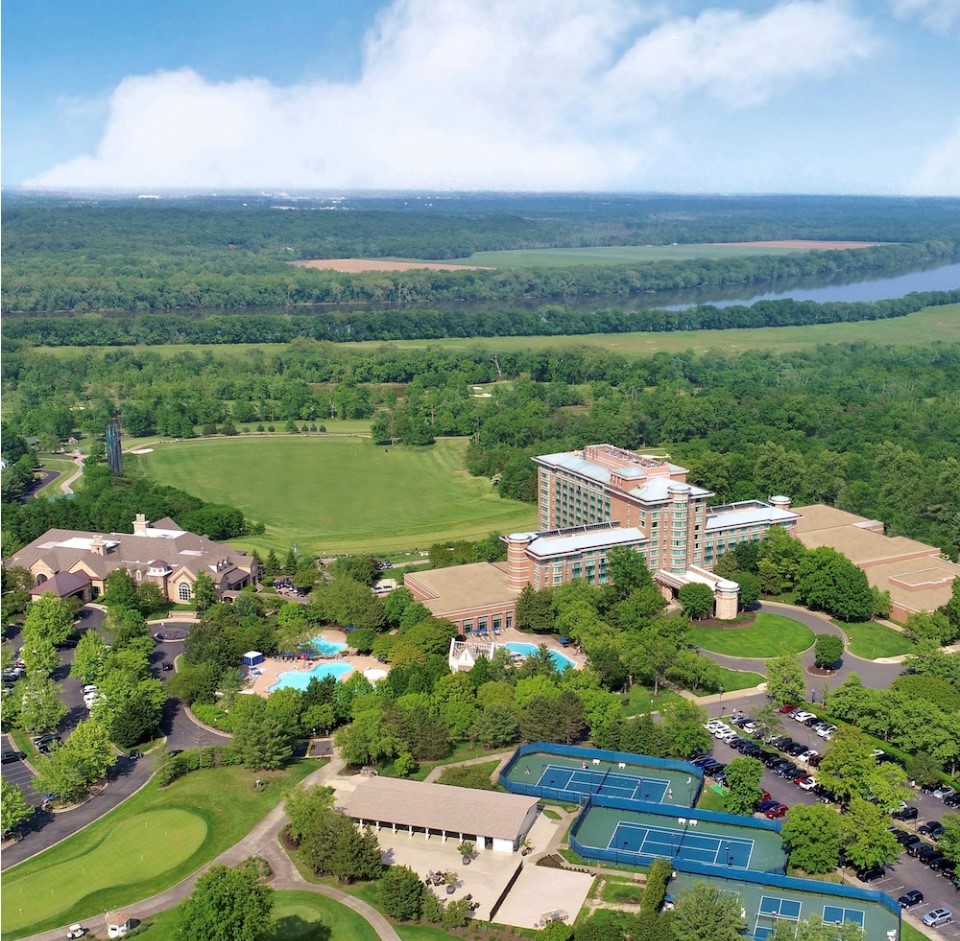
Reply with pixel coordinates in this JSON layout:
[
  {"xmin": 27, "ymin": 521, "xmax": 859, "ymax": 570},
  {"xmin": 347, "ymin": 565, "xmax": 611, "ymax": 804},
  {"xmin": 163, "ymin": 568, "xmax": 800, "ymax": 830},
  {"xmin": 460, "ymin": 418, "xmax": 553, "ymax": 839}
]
[
  {"xmin": 698, "ymin": 601, "xmax": 904, "ymax": 692},
  {"xmin": 1, "ymin": 614, "xmax": 230, "ymax": 870}
]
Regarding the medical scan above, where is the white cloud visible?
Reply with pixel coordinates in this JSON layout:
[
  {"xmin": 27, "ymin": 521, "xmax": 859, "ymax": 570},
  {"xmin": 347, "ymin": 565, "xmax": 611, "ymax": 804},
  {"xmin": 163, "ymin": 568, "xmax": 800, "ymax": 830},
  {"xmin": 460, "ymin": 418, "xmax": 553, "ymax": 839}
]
[
  {"xmin": 908, "ymin": 119, "xmax": 960, "ymax": 195},
  {"xmin": 891, "ymin": 0, "xmax": 960, "ymax": 33},
  {"xmin": 26, "ymin": 0, "xmax": 878, "ymax": 191}
]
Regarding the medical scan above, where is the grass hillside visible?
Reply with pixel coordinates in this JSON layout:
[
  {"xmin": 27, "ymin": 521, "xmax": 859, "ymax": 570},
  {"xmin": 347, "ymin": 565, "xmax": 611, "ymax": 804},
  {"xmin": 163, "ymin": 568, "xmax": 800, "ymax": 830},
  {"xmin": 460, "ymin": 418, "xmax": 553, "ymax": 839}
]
[{"xmin": 128, "ymin": 435, "xmax": 537, "ymax": 556}]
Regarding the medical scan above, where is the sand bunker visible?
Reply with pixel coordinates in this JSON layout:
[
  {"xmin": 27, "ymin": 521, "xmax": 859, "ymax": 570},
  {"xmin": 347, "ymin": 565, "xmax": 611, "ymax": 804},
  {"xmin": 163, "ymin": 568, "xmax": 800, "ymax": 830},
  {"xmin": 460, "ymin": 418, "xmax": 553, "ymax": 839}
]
[
  {"xmin": 292, "ymin": 258, "xmax": 493, "ymax": 273},
  {"xmin": 129, "ymin": 447, "xmax": 154, "ymax": 454}
]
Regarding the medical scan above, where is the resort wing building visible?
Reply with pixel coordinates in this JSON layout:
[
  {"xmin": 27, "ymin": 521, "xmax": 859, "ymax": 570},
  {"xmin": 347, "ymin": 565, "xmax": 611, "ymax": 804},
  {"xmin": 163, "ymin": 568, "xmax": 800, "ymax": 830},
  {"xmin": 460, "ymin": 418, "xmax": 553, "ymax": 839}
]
[
  {"xmin": 406, "ymin": 445, "xmax": 801, "ymax": 647},
  {"xmin": 7, "ymin": 514, "xmax": 259, "ymax": 604}
]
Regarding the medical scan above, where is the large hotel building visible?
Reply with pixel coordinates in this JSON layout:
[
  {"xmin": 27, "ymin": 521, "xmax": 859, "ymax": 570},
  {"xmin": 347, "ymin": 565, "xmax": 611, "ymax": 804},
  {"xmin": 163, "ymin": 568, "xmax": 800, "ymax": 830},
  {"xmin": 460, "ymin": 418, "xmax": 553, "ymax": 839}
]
[{"xmin": 406, "ymin": 444, "xmax": 799, "ymax": 633}]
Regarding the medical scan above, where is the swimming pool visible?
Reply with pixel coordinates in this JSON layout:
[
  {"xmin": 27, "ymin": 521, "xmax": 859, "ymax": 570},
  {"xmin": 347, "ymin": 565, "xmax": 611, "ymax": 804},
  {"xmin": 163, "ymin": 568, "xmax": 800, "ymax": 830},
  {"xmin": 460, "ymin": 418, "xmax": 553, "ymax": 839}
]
[
  {"xmin": 310, "ymin": 634, "xmax": 347, "ymax": 656},
  {"xmin": 502, "ymin": 642, "xmax": 576, "ymax": 671},
  {"xmin": 270, "ymin": 662, "xmax": 353, "ymax": 691}
]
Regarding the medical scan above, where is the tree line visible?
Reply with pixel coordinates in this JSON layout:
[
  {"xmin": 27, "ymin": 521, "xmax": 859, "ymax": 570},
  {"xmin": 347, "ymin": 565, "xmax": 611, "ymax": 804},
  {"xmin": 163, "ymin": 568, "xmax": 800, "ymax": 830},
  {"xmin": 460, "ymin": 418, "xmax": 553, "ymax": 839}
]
[{"xmin": 4, "ymin": 288, "xmax": 960, "ymax": 346}]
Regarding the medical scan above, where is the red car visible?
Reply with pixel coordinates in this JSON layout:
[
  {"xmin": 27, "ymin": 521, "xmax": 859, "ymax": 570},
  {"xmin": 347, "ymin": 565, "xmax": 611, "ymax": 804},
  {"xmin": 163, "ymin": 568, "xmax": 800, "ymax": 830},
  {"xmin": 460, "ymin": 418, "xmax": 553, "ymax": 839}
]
[
  {"xmin": 760, "ymin": 790, "xmax": 771, "ymax": 802},
  {"xmin": 765, "ymin": 803, "xmax": 789, "ymax": 818},
  {"xmin": 778, "ymin": 704, "xmax": 798, "ymax": 713}
]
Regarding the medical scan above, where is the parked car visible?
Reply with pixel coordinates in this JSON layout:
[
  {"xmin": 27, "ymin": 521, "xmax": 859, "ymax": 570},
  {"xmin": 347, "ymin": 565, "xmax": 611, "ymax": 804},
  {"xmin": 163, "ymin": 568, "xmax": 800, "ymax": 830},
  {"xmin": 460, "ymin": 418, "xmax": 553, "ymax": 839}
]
[
  {"xmin": 797, "ymin": 777, "xmax": 818, "ymax": 791},
  {"xmin": 803, "ymin": 715, "xmax": 822, "ymax": 727},
  {"xmin": 892, "ymin": 805, "xmax": 919, "ymax": 821},
  {"xmin": 816, "ymin": 724, "xmax": 837, "ymax": 739},
  {"xmin": 765, "ymin": 804, "xmax": 789, "ymax": 819},
  {"xmin": 757, "ymin": 800, "xmax": 781, "ymax": 813},
  {"xmin": 918, "ymin": 846, "xmax": 943, "ymax": 866},
  {"xmin": 930, "ymin": 856, "xmax": 953, "ymax": 873},
  {"xmin": 778, "ymin": 704, "xmax": 798, "ymax": 714},
  {"xmin": 786, "ymin": 742, "xmax": 808, "ymax": 757},
  {"xmin": 1, "ymin": 751, "xmax": 26, "ymax": 764},
  {"xmin": 32, "ymin": 733, "xmax": 60, "ymax": 747},
  {"xmin": 933, "ymin": 785, "xmax": 957, "ymax": 800},
  {"xmin": 943, "ymin": 792, "xmax": 960, "ymax": 808},
  {"xmin": 919, "ymin": 820, "xmax": 943, "ymax": 836},
  {"xmin": 66, "ymin": 926, "xmax": 86, "ymax": 940},
  {"xmin": 38, "ymin": 737, "xmax": 62, "ymax": 754},
  {"xmin": 856, "ymin": 865, "xmax": 885, "ymax": 882},
  {"xmin": 921, "ymin": 908, "xmax": 953, "ymax": 927},
  {"xmin": 793, "ymin": 711, "xmax": 817, "ymax": 723},
  {"xmin": 898, "ymin": 890, "xmax": 924, "ymax": 908},
  {"xmin": 161, "ymin": 662, "xmax": 173, "ymax": 671},
  {"xmin": 742, "ymin": 722, "xmax": 759, "ymax": 735}
]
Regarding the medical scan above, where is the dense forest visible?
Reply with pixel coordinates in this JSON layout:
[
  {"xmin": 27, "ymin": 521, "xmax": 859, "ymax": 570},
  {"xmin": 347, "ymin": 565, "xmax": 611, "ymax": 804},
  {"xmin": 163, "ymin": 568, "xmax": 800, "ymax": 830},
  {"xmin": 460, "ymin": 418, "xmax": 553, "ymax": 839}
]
[
  {"xmin": 3, "ymin": 338, "xmax": 959, "ymax": 559},
  {"xmin": 3, "ymin": 194, "xmax": 959, "ymax": 315}
]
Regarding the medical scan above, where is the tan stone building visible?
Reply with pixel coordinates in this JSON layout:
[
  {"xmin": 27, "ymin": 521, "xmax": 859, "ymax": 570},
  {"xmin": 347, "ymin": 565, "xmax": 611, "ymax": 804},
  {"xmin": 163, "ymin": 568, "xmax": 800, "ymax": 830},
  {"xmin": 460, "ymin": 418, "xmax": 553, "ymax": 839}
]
[{"xmin": 7, "ymin": 513, "xmax": 259, "ymax": 604}]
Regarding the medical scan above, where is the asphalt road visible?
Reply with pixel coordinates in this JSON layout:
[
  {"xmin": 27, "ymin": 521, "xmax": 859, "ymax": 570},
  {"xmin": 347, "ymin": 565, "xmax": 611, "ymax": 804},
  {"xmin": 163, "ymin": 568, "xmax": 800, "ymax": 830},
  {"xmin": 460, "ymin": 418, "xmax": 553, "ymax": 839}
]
[
  {"xmin": 706, "ymin": 704, "xmax": 960, "ymax": 939},
  {"xmin": 1, "ymin": 609, "xmax": 230, "ymax": 868}
]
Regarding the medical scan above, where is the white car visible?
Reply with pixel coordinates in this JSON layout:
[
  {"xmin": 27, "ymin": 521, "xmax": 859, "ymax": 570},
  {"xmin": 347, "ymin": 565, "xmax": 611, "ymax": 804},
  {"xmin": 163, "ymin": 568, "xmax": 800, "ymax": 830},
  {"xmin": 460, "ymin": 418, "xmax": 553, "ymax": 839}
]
[
  {"xmin": 816, "ymin": 725, "xmax": 837, "ymax": 739},
  {"xmin": 793, "ymin": 711, "xmax": 817, "ymax": 723},
  {"xmin": 798, "ymin": 777, "xmax": 818, "ymax": 791},
  {"xmin": 705, "ymin": 720, "xmax": 726, "ymax": 732},
  {"xmin": 720, "ymin": 730, "xmax": 740, "ymax": 744},
  {"xmin": 798, "ymin": 750, "xmax": 819, "ymax": 764},
  {"xmin": 82, "ymin": 685, "xmax": 98, "ymax": 694},
  {"xmin": 742, "ymin": 722, "xmax": 759, "ymax": 734},
  {"xmin": 933, "ymin": 785, "xmax": 957, "ymax": 800}
]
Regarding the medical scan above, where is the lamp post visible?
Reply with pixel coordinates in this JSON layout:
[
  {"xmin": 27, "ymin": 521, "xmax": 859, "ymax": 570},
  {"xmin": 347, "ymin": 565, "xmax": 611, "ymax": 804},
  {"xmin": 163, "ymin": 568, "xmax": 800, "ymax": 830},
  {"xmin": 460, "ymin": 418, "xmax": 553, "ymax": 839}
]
[{"xmin": 718, "ymin": 684, "xmax": 724, "ymax": 718}]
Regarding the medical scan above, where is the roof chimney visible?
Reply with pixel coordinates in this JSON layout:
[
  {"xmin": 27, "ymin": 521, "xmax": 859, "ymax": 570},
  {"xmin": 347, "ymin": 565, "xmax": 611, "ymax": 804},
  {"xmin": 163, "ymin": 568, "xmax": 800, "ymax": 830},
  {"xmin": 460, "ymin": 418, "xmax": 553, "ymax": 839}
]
[{"xmin": 133, "ymin": 513, "xmax": 149, "ymax": 536}]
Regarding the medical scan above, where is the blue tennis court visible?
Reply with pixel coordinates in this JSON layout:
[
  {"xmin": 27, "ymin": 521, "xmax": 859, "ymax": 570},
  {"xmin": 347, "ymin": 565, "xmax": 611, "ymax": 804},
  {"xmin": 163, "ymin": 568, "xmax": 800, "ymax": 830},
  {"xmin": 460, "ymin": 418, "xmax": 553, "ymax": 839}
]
[
  {"xmin": 536, "ymin": 763, "xmax": 671, "ymax": 803},
  {"xmin": 754, "ymin": 895, "xmax": 803, "ymax": 939},
  {"xmin": 607, "ymin": 821, "xmax": 755, "ymax": 869},
  {"xmin": 823, "ymin": 905, "xmax": 865, "ymax": 929}
]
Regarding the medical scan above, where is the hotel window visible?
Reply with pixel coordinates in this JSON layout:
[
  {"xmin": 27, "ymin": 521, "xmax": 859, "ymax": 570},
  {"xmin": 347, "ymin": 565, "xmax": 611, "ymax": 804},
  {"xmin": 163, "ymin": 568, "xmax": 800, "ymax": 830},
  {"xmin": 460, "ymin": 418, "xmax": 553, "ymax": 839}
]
[
  {"xmin": 493, "ymin": 616, "xmax": 501, "ymax": 632},
  {"xmin": 178, "ymin": 582, "xmax": 192, "ymax": 601},
  {"xmin": 463, "ymin": 619, "xmax": 473, "ymax": 633},
  {"xmin": 554, "ymin": 575, "xmax": 563, "ymax": 584},
  {"xmin": 477, "ymin": 617, "xmax": 487, "ymax": 632},
  {"xmin": 506, "ymin": 614, "xmax": 513, "ymax": 629}
]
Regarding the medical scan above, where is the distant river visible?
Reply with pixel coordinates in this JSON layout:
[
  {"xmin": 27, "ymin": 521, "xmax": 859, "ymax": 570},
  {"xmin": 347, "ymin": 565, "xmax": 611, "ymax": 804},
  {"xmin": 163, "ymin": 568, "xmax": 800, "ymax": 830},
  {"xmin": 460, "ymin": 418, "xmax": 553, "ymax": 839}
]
[{"xmin": 665, "ymin": 261, "xmax": 960, "ymax": 310}]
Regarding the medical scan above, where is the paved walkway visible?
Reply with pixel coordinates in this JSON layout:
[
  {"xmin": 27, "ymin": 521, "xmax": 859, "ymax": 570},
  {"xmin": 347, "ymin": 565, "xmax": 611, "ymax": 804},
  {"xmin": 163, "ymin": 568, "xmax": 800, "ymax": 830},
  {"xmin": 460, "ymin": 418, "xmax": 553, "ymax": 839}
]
[{"xmin": 58, "ymin": 455, "xmax": 85, "ymax": 495}]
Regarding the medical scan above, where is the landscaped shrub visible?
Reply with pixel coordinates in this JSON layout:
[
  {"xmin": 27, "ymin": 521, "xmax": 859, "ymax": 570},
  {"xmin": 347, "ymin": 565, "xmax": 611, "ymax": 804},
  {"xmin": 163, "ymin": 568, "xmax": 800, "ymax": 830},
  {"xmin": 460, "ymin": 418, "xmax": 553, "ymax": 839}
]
[
  {"xmin": 190, "ymin": 703, "xmax": 235, "ymax": 731},
  {"xmin": 642, "ymin": 858, "xmax": 672, "ymax": 912},
  {"xmin": 435, "ymin": 763, "xmax": 496, "ymax": 790}
]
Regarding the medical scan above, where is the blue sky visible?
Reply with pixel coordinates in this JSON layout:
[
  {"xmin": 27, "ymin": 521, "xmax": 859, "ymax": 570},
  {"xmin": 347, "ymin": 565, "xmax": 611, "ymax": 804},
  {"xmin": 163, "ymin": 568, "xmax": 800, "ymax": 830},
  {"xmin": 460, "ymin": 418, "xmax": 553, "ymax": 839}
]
[{"xmin": 3, "ymin": 0, "xmax": 959, "ymax": 194}]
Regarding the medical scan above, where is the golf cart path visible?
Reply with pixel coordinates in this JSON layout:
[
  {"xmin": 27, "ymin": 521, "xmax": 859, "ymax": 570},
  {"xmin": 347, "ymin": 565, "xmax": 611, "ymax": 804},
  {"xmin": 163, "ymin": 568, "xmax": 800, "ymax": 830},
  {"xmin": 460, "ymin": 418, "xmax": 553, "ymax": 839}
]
[{"xmin": 22, "ymin": 753, "xmax": 402, "ymax": 941}]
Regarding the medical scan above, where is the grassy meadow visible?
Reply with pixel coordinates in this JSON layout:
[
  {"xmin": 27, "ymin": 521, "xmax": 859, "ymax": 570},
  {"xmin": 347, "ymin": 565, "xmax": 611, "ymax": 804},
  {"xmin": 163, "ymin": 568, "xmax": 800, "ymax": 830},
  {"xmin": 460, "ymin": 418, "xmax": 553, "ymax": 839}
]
[
  {"xmin": 127, "ymin": 435, "xmax": 537, "ymax": 556},
  {"xmin": 452, "ymin": 242, "xmax": 838, "ymax": 268},
  {"xmin": 688, "ymin": 613, "xmax": 815, "ymax": 658}
]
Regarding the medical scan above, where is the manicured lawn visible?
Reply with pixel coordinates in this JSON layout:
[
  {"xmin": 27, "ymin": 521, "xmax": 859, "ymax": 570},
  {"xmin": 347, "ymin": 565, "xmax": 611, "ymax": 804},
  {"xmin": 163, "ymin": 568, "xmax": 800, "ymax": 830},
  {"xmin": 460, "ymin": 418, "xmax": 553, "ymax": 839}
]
[
  {"xmin": 901, "ymin": 922, "xmax": 928, "ymax": 941},
  {"xmin": 128, "ymin": 889, "xmax": 380, "ymax": 941},
  {"xmin": 620, "ymin": 686, "xmax": 682, "ymax": 717},
  {"xmin": 835, "ymin": 620, "xmax": 915, "ymax": 659},
  {"xmin": 696, "ymin": 786, "xmax": 728, "ymax": 813},
  {"xmin": 599, "ymin": 880, "xmax": 644, "ymax": 905},
  {"xmin": 127, "ymin": 435, "xmax": 537, "ymax": 556},
  {"xmin": 711, "ymin": 666, "xmax": 766, "ymax": 691},
  {"xmin": 688, "ymin": 613, "xmax": 814, "ymax": 658},
  {"xmin": 1, "ymin": 763, "xmax": 314, "ymax": 940}
]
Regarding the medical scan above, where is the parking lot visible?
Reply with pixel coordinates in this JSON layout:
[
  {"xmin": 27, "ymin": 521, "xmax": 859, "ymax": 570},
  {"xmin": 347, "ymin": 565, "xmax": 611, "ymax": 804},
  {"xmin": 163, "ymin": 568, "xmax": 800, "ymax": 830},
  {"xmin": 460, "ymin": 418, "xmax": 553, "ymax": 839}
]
[
  {"xmin": 1, "ymin": 733, "xmax": 41, "ymax": 806},
  {"xmin": 703, "ymin": 705, "xmax": 960, "ymax": 939}
]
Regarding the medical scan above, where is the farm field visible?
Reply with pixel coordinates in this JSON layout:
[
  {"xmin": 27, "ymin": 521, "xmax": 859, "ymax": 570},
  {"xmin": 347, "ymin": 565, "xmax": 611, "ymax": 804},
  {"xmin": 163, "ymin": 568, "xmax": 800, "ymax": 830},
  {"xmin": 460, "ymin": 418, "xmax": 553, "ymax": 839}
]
[
  {"xmin": 35, "ymin": 302, "xmax": 960, "ymax": 360},
  {"xmin": 127, "ymin": 435, "xmax": 537, "ymax": 556},
  {"xmin": 451, "ymin": 240, "xmax": 880, "ymax": 268},
  {"xmin": 130, "ymin": 889, "xmax": 380, "ymax": 941},
  {"xmin": 0, "ymin": 764, "xmax": 313, "ymax": 940}
]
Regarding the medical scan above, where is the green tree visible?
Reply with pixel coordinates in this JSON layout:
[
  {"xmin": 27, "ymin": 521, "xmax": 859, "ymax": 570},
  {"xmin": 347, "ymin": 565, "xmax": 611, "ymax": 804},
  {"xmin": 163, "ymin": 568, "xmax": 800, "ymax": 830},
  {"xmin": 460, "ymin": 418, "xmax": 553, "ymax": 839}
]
[
  {"xmin": 841, "ymin": 796, "xmax": 901, "ymax": 870},
  {"xmin": 673, "ymin": 880, "xmax": 746, "ymax": 941},
  {"xmin": 103, "ymin": 569, "xmax": 139, "ymax": 611},
  {"xmin": 378, "ymin": 864, "xmax": 426, "ymax": 921},
  {"xmin": 938, "ymin": 813, "xmax": 960, "ymax": 866},
  {"xmin": 232, "ymin": 698, "xmax": 292, "ymax": 770},
  {"xmin": 736, "ymin": 572, "xmax": 761, "ymax": 609},
  {"xmin": 193, "ymin": 572, "xmax": 218, "ymax": 612},
  {"xmin": 17, "ymin": 676, "xmax": 67, "ymax": 733},
  {"xmin": 817, "ymin": 726, "xmax": 876, "ymax": 805},
  {"xmin": 514, "ymin": 584, "xmax": 555, "ymax": 633},
  {"xmin": 764, "ymin": 654, "xmax": 805, "ymax": 705},
  {"xmin": 723, "ymin": 757, "xmax": 764, "ymax": 816},
  {"xmin": 136, "ymin": 581, "xmax": 167, "ymax": 616},
  {"xmin": 93, "ymin": 674, "xmax": 167, "ymax": 748},
  {"xmin": 780, "ymin": 804, "xmax": 842, "ymax": 874},
  {"xmin": 772, "ymin": 915, "xmax": 867, "ymax": 941},
  {"xmin": 334, "ymin": 708, "xmax": 403, "ymax": 767},
  {"xmin": 813, "ymin": 633, "xmax": 843, "ymax": 668},
  {"xmin": 661, "ymin": 699, "xmax": 711, "ymax": 759},
  {"xmin": 678, "ymin": 582, "xmax": 714, "ymax": 620},
  {"xmin": 607, "ymin": 546, "xmax": 656, "ymax": 599},
  {"xmin": 175, "ymin": 862, "xmax": 274, "ymax": 941},
  {"xmin": 1, "ymin": 778, "xmax": 34, "ymax": 835},
  {"xmin": 795, "ymin": 547, "xmax": 873, "ymax": 621},
  {"xmin": 441, "ymin": 898, "xmax": 471, "ymax": 929},
  {"xmin": 470, "ymin": 704, "xmax": 520, "ymax": 748},
  {"xmin": 70, "ymin": 630, "xmax": 110, "ymax": 685},
  {"xmin": 22, "ymin": 593, "xmax": 74, "ymax": 647},
  {"xmin": 20, "ymin": 636, "xmax": 60, "ymax": 677},
  {"xmin": 61, "ymin": 717, "xmax": 116, "ymax": 782}
]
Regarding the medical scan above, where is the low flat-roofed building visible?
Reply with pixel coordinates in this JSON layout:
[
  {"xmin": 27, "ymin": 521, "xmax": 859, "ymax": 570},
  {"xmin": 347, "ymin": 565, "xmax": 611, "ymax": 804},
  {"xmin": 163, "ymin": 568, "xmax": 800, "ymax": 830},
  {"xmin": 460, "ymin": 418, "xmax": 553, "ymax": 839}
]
[
  {"xmin": 336, "ymin": 776, "xmax": 540, "ymax": 853},
  {"xmin": 404, "ymin": 561, "xmax": 519, "ymax": 634},
  {"xmin": 794, "ymin": 503, "xmax": 959, "ymax": 621}
]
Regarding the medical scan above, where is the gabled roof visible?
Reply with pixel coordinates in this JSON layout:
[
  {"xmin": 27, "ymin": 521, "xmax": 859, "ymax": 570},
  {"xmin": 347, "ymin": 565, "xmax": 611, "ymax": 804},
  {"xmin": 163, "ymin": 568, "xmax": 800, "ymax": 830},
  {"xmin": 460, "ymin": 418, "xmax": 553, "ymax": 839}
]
[
  {"xmin": 29, "ymin": 571, "xmax": 91, "ymax": 597},
  {"xmin": 337, "ymin": 776, "xmax": 538, "ymax": 841}
]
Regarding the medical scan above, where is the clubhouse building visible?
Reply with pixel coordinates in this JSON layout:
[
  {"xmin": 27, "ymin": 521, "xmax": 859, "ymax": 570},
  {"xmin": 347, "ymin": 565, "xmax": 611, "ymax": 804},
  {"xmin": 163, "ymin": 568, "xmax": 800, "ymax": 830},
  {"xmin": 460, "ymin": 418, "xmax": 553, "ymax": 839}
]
[
  {"xmin": 406, "ymin": 444, "xmax": 800, "ymax": 637},
  {"xmin": 6, "ymin": 513, "xmax": 259, "ymax": 604}
]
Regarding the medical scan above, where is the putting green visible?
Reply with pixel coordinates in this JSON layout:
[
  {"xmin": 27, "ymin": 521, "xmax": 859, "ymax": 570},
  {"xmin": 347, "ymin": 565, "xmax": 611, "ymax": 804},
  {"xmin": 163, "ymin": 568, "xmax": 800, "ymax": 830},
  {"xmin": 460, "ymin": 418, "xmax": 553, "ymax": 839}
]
[{"xmin": 1, "ymin": 809, "xmax": 206, "ymax": 933}]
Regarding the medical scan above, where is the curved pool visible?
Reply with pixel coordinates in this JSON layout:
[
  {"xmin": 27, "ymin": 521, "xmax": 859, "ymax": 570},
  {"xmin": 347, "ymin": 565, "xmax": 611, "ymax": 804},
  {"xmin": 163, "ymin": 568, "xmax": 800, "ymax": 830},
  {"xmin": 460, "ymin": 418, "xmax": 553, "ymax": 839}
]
[
  {"xmin": 502, "ymin": 641, "xmax": 576, "ymax": 671},
  {"xmin": 270, "ymin": 661, "xmax": 353, "ymax": 691},
  {"xmin": 310, "ymin": 634, "xmax": 348, "ymax": 656}
]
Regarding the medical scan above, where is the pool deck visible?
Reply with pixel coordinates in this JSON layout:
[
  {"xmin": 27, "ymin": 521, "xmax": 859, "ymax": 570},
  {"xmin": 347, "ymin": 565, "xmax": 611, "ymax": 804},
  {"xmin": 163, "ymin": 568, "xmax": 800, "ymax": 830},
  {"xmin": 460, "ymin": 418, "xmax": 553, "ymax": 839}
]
[{"xmin": 244, "ymin": 629, "xmax": 388, "ymax": 694}]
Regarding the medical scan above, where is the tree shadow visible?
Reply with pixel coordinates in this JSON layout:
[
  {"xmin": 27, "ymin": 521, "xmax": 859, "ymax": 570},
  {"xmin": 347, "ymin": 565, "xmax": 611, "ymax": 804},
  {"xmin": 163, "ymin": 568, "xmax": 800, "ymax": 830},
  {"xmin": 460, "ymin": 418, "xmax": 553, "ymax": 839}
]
[{"xmin": 266, "ymin": 915, "xmax": 331, "ymax": 941}]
